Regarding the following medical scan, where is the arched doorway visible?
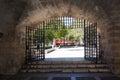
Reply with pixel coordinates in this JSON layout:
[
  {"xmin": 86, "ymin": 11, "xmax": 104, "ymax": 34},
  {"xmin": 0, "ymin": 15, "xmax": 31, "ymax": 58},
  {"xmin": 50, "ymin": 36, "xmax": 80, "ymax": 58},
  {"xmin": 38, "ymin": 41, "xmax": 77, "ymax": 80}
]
[{"xmin": 25, "ymin": 17, "xmax": 100, "ymax": 64}]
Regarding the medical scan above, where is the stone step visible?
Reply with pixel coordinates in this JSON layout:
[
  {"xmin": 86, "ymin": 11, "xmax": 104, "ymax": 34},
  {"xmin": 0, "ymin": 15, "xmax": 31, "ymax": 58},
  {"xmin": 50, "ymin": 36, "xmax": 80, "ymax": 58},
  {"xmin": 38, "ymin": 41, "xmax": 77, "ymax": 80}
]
[
  {"xmin": 27, "ymin": 61, "xmax": 102, "ymax": 65},
  {"xmin": 21, "ymin": 68, "xmax": 111, "ymax": 73},
  {"xmin": 21, "ymin": 61, "xmax": 111, "ymax": 73},
  {"xmin": 0, "ymin": 75, "xmax": 12, "ymax": 80},
  {"xmin": 23, "ymin": 64, "xmax": 109, "ymax": 69}
]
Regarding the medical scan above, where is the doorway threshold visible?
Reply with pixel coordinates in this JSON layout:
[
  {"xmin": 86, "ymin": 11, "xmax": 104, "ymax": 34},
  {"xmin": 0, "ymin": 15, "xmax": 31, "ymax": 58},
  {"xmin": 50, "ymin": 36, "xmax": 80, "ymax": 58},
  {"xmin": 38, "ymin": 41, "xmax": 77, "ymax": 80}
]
[{"xmin": 44, "ymin": 58, "xmax": 85, "ymax": 62}]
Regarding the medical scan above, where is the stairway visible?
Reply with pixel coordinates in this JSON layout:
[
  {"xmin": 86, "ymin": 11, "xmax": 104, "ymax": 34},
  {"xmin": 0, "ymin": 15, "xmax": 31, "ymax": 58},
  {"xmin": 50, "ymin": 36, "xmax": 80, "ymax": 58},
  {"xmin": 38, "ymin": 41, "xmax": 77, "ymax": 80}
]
[{"xmin": 20, "ymin": 61, "xmax": 111, "ymax": 73}]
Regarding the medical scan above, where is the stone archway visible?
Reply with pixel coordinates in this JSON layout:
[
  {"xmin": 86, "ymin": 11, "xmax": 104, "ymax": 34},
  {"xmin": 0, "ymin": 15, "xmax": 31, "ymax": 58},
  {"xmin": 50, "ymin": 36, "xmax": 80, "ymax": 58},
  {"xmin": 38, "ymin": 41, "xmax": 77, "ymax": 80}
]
[
  {"xmin": 0, "ymin": 0, "xmax": 117, "ymax": 75},
  {"xmin": 16, "ymin": 0, "xmax": 112, "ymax": 66}
]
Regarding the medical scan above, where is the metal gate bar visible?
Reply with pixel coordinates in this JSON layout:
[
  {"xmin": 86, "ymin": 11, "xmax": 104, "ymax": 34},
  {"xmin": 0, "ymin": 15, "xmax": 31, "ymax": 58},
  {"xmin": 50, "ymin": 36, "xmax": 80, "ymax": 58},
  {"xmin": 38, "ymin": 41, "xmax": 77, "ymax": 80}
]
[{"xmin": 84, "ymin": 21, "xmax": 100, "ymax": 63}]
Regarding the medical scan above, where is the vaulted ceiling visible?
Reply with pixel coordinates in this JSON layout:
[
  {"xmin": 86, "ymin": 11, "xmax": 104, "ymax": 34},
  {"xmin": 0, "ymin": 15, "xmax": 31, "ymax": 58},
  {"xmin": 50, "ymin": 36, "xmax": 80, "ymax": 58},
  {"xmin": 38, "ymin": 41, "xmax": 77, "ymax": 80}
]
[{"xmin": 0, "ymin": 0, "xmax": 120, "ymax": 33}]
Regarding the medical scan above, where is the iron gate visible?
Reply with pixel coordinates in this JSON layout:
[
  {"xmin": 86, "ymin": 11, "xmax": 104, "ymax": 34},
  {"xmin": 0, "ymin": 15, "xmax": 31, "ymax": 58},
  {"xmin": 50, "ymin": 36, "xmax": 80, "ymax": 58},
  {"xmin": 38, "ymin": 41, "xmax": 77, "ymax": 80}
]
[
  {"xmin": 84, "ymin": 22, "xmax": 100, "ymax": 63},
  {"xmin": 25, "ymin": 17, "xmax": 100, "ymax": 63},
  {"xmin": 26, "ymin": 25, "xmax": 45, "ymax": 63}
]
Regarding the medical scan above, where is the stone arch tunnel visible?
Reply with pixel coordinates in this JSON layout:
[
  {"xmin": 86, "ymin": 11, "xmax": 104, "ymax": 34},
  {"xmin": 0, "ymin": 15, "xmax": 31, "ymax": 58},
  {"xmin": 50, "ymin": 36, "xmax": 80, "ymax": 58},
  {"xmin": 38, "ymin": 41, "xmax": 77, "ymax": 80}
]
[{"xmin": 0, "ymin": 0, "xmax": 120, "ymax": 77}]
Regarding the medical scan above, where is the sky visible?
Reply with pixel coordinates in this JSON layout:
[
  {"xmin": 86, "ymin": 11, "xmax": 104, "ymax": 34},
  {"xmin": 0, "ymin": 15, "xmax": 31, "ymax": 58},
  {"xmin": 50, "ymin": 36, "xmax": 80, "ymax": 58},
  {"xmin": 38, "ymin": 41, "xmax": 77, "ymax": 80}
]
[{"xmin": 63, "ymin": 17, "xmax": 75, "ymax": 27}]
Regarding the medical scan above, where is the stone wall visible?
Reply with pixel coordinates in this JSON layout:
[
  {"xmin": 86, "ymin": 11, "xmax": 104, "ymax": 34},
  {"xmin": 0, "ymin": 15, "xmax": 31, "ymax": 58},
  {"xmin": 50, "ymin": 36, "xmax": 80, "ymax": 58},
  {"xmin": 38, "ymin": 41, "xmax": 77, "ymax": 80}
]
[
  {"xmin": 17, "ymin": 0, "xmax": 113, "ymax": 73},
  {"xmin": 0, "ymin": 0, "xmax": 120, "ymax": 76},
  {"xmin": 109, "ymin": 26, "xmax": 120, "ymax": 76},
  {"xmin": 0, "ymin": 0, "xmax": 26, "ymax": 74}
]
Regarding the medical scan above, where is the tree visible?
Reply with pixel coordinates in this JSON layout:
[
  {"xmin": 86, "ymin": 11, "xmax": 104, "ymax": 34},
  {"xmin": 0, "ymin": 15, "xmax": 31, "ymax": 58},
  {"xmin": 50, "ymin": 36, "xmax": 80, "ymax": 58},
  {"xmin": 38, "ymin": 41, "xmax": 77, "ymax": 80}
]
[
  {"xmin": 33, "ymin": 29, "xmax": 44, "ymax": 43},
  {"xmin": 44, "ymin": 18, "xmax": 68, "ymax": 40},
  {"xmin": 33, "ymin": 18, "xmax": 69, "ymax": 47},
  {"xmin": 45, "ymin": 30, "xmax": 55, "ymax": 45},
  {"xmin": 70, "ymin": 19, "xmax": 84, "ymax": 43},
  {"xmin": 56, "ymin": 29, "xmax": 68, "ymax": 39},
  {"xmin": 69, "ymin": 35, "xmax": 75, "ymax": 40}
]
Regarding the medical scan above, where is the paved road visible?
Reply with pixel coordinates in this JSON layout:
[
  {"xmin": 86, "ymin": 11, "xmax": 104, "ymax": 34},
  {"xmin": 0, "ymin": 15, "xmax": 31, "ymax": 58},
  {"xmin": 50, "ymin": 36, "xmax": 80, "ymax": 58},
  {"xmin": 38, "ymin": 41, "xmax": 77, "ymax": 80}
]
[{"xmin": 45, "ymin": 46, "xmax": 84, "ymax": 61}]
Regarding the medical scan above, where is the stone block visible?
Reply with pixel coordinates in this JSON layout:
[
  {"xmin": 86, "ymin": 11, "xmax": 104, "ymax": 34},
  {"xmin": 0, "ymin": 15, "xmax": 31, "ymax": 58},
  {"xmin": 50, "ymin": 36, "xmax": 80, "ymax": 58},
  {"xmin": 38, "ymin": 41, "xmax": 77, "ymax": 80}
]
[{"xmin": 89, "ymin": 69, "xmax": 98, "ymax": 72}]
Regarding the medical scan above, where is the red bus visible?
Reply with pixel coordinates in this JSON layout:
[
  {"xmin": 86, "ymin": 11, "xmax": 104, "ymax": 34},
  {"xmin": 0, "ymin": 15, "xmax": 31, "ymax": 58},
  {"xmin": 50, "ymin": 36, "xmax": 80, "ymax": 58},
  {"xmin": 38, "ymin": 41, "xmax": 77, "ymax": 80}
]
[{"xmin": 55, "ymin": 40, "xmax": 75, "ymax": 46}]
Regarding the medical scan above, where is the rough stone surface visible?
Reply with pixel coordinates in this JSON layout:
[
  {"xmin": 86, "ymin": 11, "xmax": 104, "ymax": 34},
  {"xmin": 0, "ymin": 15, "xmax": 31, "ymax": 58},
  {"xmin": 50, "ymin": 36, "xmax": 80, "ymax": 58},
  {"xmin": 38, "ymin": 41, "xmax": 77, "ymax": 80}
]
[{"xmin": 0, "ymin": 0, "xmax": 120, "ymax": 76}]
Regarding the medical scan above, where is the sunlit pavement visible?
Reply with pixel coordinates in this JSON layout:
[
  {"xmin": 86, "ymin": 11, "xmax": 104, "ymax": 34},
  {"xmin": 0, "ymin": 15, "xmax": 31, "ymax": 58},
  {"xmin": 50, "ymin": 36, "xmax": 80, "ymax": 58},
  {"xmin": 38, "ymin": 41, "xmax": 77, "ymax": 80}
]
[{"xmin": 45, "ymin": 46, "xmax": 85, "ymax": 61}]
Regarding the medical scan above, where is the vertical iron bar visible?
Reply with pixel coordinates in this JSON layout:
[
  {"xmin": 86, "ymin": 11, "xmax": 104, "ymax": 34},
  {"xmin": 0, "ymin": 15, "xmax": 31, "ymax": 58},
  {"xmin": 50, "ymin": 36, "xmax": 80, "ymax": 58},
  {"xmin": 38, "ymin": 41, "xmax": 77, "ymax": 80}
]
[
  {"xmin": 92, "ymin": 24, "xmax": 94, "ymax": 62},
  {"xmin": 88, "ymin": 22, "xmax": 91, "ymax": 59},
  {"xmin": 25, "ymin": 26, "xmax": 28, "ymax": 64},
  {"xmin": 89, "ymin": 22, "xmax": 91, "ymax": 60},
  {"xmin": 43, "ymin": 21, "xmax": 45, "ymax": 60},
  {"xmin": 87, "ymin": 21, "xmax": 89, "ymax": 59},
  {"xmin": 93, "ymin": 23, "xmax": 95, "ymax": 62},
  {"xmin": 84, "ymin": 19, "xmax": 86, "ymax": 59},
  {"xmin": 29, "ymin": 27, "xmax": 31, "ymax": 62},
  {"xmin": 91, "ymin": 24, "xmax": 93, "ymax": 60},
  {"xmin": 37, "ymin": 26, "xmax": 39, "ymax": 60},
  {"xmin": 99, "ymin": 33, "xmax": 101, "ymax": 62},
  {"xmin": 40, "ymin": 22, "xmax": 41, "ymax": 59},
  {"xmin": 86, "ymin": 20, "xmax": 87, "ymax": 59},
  {"xmin": 42, "ymin": 22, "xmax": 43, "ymax": 60},
  {"xmin": 95, "ymin": 23, "xmax": 98, "ymax": 63},
  {"xmin": 86, "ymin": 20, "xmax": 88, "ymax": 59}
]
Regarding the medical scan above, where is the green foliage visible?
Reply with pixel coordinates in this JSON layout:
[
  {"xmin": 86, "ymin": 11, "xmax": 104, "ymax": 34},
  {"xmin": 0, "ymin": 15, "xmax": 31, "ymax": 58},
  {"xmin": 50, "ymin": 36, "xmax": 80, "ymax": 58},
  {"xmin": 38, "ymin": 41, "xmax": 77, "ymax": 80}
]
[
  {"xmin": 33, "ymin": 29, "xmax": 43, "ymax": 43},
  {"xmin": 31, "ymin": 17, "xmax": 98, "ymax": 48},
  {"xmin": 56, "ymin": 29, "xmax": 68, "ymax": 39},
  {"xmin": 45, "ymin": 18, "xmax": 68, "ymax": 41},
  {"xmin": 69, "ymin": 35, "xmax": 75, "ymax": 40},
  {"xmin": 45, "ymin": 30, "xmax": 55, "ymax": 42},
  {"xmin": 33, "ymin": 18, "xmax": 68, "ymax": 44}
]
